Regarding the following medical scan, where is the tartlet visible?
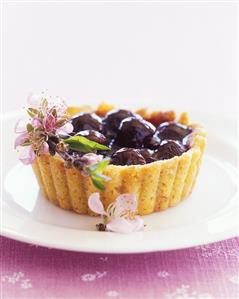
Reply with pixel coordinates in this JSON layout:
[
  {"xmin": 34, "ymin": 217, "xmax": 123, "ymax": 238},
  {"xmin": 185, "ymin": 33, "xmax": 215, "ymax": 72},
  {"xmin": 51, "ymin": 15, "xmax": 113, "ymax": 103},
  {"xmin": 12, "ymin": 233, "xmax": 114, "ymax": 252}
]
[{"xmin": 31, "ymin": 104, "xmax": 206, "ymax": 216}]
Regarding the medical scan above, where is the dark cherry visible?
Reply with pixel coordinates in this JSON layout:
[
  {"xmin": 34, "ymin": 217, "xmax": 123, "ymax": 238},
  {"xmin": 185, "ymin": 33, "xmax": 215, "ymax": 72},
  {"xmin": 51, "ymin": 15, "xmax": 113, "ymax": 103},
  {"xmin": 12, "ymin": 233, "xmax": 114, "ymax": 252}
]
[
  {"xmin": 75, "ymin": 130, "xmax": 108, "ymax": 145},
  {"xmin": 153, "ymin": 140, "xmax": 186, "ymax": 160},
  {"xmin": 66, "ymin": 112, "xmax": 193, "ymax": 166},
  {"xmin": 139, "ymin": 149, "xmax": 157, "ymax": 163},
  {"xmin": 111, "ymin": 148, "xmax": 146, "ymax": 166},
  {"xmin": 115, "ymin": 117, "xmax": 156, "ymax": 148},
  {"xmin": 144, "ymin": 133, "xmax": 162, "ymax": 150},
  {"xmin": 103, "ymin": 109, "xmax": 138, "ymax": 135},
  {"xmin": 71, "ymin": 113, "xmax": 103, "ymax": 133},
  {"xmin": 155, "ymin": 122, "xmax": 193, "ymax": 141}
]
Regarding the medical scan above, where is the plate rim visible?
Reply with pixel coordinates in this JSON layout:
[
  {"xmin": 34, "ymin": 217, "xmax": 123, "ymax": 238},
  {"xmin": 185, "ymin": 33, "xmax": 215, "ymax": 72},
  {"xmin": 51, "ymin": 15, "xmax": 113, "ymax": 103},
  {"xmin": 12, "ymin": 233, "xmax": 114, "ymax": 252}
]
[{"xmin": 1, "ymin": 220, "xmax": 238, "ymax": 254}]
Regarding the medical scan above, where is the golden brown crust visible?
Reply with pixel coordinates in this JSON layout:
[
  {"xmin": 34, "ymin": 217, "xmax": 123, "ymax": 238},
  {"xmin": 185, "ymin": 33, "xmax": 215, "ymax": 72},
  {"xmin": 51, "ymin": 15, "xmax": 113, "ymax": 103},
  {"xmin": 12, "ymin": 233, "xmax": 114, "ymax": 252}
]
[
  {"xmin": 135, "ymin": 108, "xmax": 176, "ymax": 127},
  {"xmin": 147, "ymin": 110, "xmax": 176, "ymax": 127},
  {"xmin": 95, "ymin": 103, "xmax": 116, "ymax": 117},
  {"xmin": 178, "ymin": 112, "xmax": 189, "ymax": 125},
  {"xmin": 66, "ymin": 105, "xmax": 93, "ymax": 116},
  {"xmin": 32, "ymin": 106, "xmax": 206, "ymax": 216}
]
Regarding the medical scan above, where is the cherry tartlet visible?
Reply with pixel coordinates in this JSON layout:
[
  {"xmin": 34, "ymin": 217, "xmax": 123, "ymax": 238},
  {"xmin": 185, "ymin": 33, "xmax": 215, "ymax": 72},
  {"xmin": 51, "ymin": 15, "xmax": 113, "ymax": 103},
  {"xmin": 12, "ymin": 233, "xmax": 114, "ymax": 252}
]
[{"xmin": 31, "ymin": 104, "xmax": 206, "ymax": 215}]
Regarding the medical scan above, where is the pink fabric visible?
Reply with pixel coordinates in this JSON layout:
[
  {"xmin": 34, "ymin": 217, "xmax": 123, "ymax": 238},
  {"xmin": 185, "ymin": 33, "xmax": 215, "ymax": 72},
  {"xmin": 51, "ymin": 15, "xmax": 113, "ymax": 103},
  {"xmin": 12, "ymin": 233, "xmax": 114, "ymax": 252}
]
[{"xmin": 1, "ymin": 236, "xmax": 239, "ymax": 299}]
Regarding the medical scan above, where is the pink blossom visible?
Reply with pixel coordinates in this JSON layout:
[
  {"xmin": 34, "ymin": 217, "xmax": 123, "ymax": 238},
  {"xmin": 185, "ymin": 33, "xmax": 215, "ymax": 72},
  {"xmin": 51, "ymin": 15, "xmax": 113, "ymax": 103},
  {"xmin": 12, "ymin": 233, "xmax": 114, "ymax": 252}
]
[
  {"xmin": 15, "ymin": 93, "xmax": 73, "ymax": 165},
  {"xmin": 115, "ymin": 194, "xmax": 137, "ymax": 216},
  {"xmin": 88, "ymin": 193, "xmax": 107, "ymax": 216},
  {"xmin": 81, "ymin": 153, "xmax": 103, "ymax": 166},
  {"xmin": 15, "ymin": 119, "xmax": 28, "ymax": 134},
  {"xmin": 14, "ymin": 131, "xmax": 29, "ymax": 149},
  {"xmin": 31, "ymin": 118, "xmax": 42, "ymax": 128},
  {"xmin": 43, "ymin": 113, "xmax": 57, "ymax": 133},
  {"xmin": 56, "ymin": 122, "xmax": 73, "ymax": 135},
  {"xmin": 19, "ymin": 145, "xmax": 36, "ymax": 165},
  {"xmin": 106, "ymin": 217, "xmax": 144, "ymax": 234},
  {"xmin": 88, "ymin": 193, "xmax": 144, "ymax": 234},
  {"xmin": 27, "ymin": 93, "xmax": 68, "ymax": 115}
]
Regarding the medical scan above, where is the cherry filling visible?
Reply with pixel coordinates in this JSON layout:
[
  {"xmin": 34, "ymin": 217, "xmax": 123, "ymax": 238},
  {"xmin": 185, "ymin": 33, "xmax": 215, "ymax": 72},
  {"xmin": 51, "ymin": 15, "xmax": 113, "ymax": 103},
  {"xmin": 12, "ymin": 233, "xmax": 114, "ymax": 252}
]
[
  {"xmin": 139, "ymin": 149, "xmax": 157, "ymax": 163},
  {"xmin": 68, "ymin": 110, "xmax": 194, "ymax": 165},
  {"xmin": 153, "ymin": 140, "xmax": 186, "ymax": 160},
  {"xmin": 155, "ymin": 122, "xmax": 193, "ymax": 141},
  {"xmin": 103, "ymin": 109, "xmax": 139, "ymax": 137},
  {"xmin": 111, "ymin": 148, "xmax": 146, "ymax": 166},
  {"xmin": 71, "ymin": 112, "xmax": 103, "ymax": 132},
  {"xmin": 115, "ymin": 117, "xmax": 156, "ymax": 148}
]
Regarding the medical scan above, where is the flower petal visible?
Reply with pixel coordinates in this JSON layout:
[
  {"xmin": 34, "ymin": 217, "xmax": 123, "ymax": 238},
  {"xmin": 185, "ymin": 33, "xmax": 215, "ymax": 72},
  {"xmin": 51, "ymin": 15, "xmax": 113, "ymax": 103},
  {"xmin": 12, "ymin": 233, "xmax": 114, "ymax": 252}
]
[
  {"xmin": 106, "ymin": 218, "xmax": 132, "ymax": 233},
  {"xmin": 106, "ymin": 217, "xmax": 144, "ymax": 234},
  {"xmin": 31, "ymin": 118, "xmax": 42, "ymax": 128},
  {"xmin": 81, "ymin": 153, "xmax": 103, "ymax": 166},
  {"xmin": 57, "ymin": 122, "xmax": 73, "ymax": 135},
  {"xmin": 15, "ymin": 119, "xmax": 28, "ymax": 133},
  {"xmin": 43, "ymin": 113, "xmax": 57, "ymax": 133},
  {"xmin": 115, "ymin": 194, "xmax": 137, "ymax": 214},
  {"xmin": 19, "ymin": 146, "xmax": 36, "ymax": 165},
  {"xmin": 130, "ymin": 216, "xmax": 144, "ymax": 232},
  {"xmin": 14, "ymin": 132, "xmax": 29, "ymax": 149},
  {"xmin": 88, "ymin": 193, "xmax": 107, "ymax": 215}
]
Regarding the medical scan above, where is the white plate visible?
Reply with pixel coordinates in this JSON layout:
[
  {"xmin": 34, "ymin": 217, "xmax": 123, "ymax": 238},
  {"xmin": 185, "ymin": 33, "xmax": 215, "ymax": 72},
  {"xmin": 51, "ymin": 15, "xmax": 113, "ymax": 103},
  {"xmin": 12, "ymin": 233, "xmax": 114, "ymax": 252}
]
[{"xmin": 1, "ymin": 111, "xmax": 238, "ymax": 253}]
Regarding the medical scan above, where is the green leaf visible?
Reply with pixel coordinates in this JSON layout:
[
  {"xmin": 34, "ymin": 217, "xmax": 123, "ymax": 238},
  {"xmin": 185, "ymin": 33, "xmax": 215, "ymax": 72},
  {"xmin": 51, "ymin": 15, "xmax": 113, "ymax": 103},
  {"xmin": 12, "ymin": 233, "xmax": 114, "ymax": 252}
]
[
  {"xmin": 88, "ymin": 158, "xmax": 111, "ymax": 174},
  {"xmin": 64, "ymin": 136, "xmax": 110, "ymax": 153},
  {"xmin": 91, "ymin": 175, "xmax": 106, "ymax": 191},
  {"xmin": 26, "ymin": 123, "xmax": 34, "ymax": 132},
  {"xmin": 27, "ymin": 108, "xmax": 38, "ymax": 117},
  {"xmin": 87, "ymin": 158, "xmax": 111, "ymax": 191}
]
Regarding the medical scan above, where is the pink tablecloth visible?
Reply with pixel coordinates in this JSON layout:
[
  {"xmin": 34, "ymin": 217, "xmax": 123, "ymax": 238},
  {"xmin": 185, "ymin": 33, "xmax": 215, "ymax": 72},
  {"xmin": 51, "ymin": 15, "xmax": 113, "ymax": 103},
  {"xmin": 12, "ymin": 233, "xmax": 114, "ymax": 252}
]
[{"xmin": 1, "ymin": 236, "xmax": 239, "ymax": 299}]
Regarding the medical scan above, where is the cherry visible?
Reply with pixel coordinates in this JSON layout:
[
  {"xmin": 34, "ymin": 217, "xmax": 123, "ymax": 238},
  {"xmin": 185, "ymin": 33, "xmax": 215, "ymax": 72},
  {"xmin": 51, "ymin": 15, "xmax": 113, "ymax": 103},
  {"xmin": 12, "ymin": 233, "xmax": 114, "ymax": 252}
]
[
  {"xmin": 111, "ymin": 148, "xmax": 146, "ymax": 165},
  {"xmin": 139, "ymin": 149, "xmax": 157, "ymax": 163},
  {"xmin": 153, "ymin": 140, "xmax": 186, "ymax": 160},
  {"xmin": 155, "ymin": 122, "xmax": 193, "ymax": 141},
  {"xmin": 71, "ymin": 113, "xmax": 103, "ymax": 133},
  {"xmin": 116, "ymin": 117, "xmax": 156, "ymax": 148},
  {"xmin": 144, "ymin": 134, "xmax": 162, "ymax": 150},
  {"xmin": 103, "ymin": 109, "xmax": 140, "ymax": 137}
]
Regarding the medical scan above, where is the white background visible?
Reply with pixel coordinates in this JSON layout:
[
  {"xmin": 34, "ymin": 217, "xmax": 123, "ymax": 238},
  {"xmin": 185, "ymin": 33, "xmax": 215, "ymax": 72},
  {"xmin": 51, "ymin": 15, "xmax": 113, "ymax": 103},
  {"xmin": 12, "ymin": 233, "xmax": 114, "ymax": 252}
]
[{"xmin": 3, "ymin": 2, "xmax": 238, "ymax": 117}]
